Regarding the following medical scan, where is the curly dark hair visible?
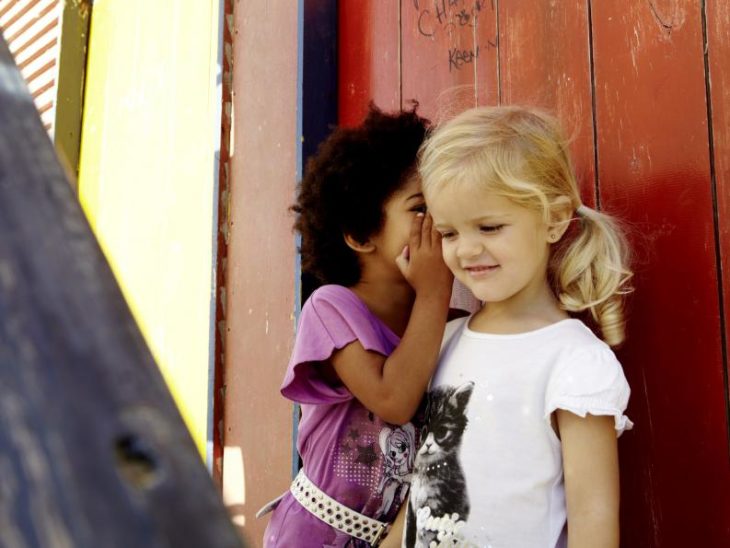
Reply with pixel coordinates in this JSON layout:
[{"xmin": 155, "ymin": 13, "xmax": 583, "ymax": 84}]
[{"xmin": 293, "ymin": 104, "xmax": 430, "ymax": 286}]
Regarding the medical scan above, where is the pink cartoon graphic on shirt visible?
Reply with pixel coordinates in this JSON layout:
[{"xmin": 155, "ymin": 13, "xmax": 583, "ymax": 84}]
[
  {"xmin": 374, "ymin": 423, "xmax": 417, "ymax": 519},
  {"xmin": 329, "ymin": 411, "xmax": 419, "ymax": 547}
]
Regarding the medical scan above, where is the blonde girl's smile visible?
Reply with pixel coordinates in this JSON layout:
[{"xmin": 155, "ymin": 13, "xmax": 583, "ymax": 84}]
[{"xmin": 462, "ymin": 263, "xmax": 500, "ymax": 278}]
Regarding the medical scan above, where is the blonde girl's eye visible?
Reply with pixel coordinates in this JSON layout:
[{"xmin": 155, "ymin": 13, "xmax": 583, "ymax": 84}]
[
  {"xmin": 439, "ymin": 230, "xmax": 456, "ymax": 240},
  {"xmin": 480, "ymin": 224, "xmax": 504, "ymax": 234}
]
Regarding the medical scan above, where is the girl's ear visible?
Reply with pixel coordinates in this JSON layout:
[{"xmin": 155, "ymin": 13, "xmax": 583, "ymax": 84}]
[
  {"xmin": 343, "ymin": 233, "xmax": 375, "ymax": 253},
  {"xmin": 547, "ymin": 196, "xmax": 573, "ymax": 242}
]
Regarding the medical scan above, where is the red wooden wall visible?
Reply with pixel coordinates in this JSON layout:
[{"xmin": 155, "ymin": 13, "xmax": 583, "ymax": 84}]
[{"xmin": 339, "ymin": 1, "xmax": 730, "ymax": 546}]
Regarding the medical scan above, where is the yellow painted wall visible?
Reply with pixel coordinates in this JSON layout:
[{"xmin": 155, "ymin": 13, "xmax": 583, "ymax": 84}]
[{"xmin": 78, "ymin": 0, "xmax": 223, "ymax": 457}]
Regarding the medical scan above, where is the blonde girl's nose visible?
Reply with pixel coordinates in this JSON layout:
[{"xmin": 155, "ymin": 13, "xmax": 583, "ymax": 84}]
[{"xmin": 456, "ymin": 235, "xmax": 483, "ymax": 259}]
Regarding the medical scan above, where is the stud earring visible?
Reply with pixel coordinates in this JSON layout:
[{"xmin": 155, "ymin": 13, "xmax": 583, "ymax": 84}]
[{"xmin": 549, "ymin": 233, "xmax": 558, "ymax": 242}]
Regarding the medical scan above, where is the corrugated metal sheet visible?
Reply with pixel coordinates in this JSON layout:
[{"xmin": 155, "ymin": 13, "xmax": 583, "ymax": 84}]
[{"xmin": 0, "ymin": 0, "xmax": 62, "ymax": 135}]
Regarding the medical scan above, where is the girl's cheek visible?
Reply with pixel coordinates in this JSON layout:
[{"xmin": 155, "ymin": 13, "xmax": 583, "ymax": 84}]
[
  {"xmin": 440, "ymin": 242, "xmax": 451, "ymax": 258},
  {"xmin": 442, "ymin": 245, "xmax": 458, "ymax": 266}
]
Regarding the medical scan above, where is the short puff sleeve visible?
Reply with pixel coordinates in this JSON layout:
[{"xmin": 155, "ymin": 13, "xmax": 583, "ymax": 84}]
[
  {"xmin": 545, "ymin": 345, "xmax": 633, "ymax": 436},
  {"xmin": 280, "ymin": 285, "xmax": 399, "ymax": 405}
]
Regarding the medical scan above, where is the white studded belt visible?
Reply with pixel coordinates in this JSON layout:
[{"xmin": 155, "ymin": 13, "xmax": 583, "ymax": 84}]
[{"xmin": 290, "ymin": 469, "xmax": 390, "ymax": 546}]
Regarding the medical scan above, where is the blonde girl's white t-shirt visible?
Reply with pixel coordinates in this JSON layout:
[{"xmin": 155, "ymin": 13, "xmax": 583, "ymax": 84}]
[{"xmin": 404, "ymin": 316, "xmax": 632, "ymax": 548}]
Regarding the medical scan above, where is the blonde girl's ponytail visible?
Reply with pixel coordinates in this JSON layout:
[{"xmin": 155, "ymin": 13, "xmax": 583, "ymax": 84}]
[{"xmin": 555, "ymin": 204, "xmax": 633, "ymax": 346}]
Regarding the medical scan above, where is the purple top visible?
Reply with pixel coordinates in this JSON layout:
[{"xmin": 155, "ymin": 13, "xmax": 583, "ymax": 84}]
[{"xmin": 264, "ymin": 285, "xmax": 420, "ymax": 547}]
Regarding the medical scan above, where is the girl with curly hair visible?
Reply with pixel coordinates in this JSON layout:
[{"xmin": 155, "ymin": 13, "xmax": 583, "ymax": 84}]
[{"xmin": 261, "ymin": 105, "xmax": 453, "ymax": 547}]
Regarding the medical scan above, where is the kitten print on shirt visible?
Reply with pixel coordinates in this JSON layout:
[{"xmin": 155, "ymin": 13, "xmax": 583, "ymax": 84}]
[{"xmin": 406, "ymin": 382, "xmax": 477, "ymax": 548}]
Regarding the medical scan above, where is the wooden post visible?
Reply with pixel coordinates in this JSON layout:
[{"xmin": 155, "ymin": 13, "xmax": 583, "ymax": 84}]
[{"xmin": 0, "ymin": 35, "xmax": 243, "ymax": 548}]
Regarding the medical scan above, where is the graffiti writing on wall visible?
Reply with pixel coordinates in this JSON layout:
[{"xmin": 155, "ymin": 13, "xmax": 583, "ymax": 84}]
[{"xmin": 413, "ymin": 0, "xmax": 497, "ymax": 72}]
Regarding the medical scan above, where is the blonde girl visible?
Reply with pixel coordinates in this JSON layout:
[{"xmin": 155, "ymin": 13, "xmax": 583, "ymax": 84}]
[{"xmin": 394, "ymin": 106, "xmax": 633, "ymax": 548}]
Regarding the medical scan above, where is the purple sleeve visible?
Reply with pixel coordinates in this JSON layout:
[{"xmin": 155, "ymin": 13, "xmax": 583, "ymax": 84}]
[{"xmin": 280, "ymin": 285, "xmax": 397, "ymax": 404}]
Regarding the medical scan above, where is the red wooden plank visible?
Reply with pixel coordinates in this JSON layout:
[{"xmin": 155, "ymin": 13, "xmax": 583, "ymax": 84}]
[
  {"xmin": 212, "ymin": 0, "xmax": 234, "ymax": 485},
  {"xmin": 223, "ymin": 0, "xmax": 299, "ymax": 544},
  {"xmin": 338, "ymin": 0, "xmax": 399, "ymax": 125},
  {"xmin": 498, "ymin": 0, "xmax": 596, "ymax": 206},
  {"xmin": 708, "ymin": 0, "xmax": 730, "ymax": 412},
  {"xmin": 591, "ymin": 2, "xmax": 730, "ymax": 545},
  {"xmin": 401, "ymin": 0, "xmax": 498, "ymax": 122}
]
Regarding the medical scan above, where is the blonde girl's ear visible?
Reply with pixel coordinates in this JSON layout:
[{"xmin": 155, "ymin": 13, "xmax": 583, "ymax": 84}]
[
  {"xmin": 343, "ymin": 233, "xmax": 376, "ymax": 253},
  {"xmin": 547, "ymin": 195, "xmax": 574, "ymax": 243}
]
